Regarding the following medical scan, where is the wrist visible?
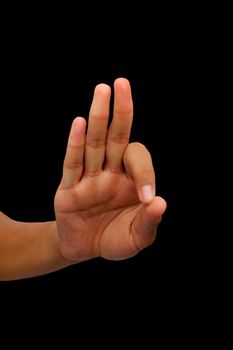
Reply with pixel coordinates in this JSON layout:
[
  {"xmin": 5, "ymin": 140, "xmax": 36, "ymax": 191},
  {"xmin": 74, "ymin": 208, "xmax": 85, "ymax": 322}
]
[{"xmin": 45, "ymin": 221, "xmax": 75, "ymax": 269}]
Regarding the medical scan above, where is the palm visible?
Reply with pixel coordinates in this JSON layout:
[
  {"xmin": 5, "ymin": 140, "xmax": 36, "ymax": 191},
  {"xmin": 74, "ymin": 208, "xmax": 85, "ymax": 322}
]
[
  {"xmin": 55, "ymin": 169, "xmax": 142, "ymax": 261},
  {"xmin": 54, "ymin": 79, "xmax": 166, "ymax": 263}
]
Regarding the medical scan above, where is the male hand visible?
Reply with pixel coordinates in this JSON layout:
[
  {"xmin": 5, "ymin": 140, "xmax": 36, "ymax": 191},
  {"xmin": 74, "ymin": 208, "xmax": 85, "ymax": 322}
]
[{"xmin": 54, "ymin": 78, "xmax": 166, "ymax": 262}]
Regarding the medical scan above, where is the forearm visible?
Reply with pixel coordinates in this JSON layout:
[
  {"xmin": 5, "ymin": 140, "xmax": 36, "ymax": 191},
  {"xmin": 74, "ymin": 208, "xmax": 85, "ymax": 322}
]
[{"xmin": 0, "ymin": 212, "xmax": 72, "ymax": 281}]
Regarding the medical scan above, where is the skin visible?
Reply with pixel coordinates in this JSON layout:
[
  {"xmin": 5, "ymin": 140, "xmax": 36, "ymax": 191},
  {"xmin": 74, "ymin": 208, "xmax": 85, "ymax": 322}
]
[{"xmin": 0, "ymin": 78, "xmax": 166, "ymax": 280}]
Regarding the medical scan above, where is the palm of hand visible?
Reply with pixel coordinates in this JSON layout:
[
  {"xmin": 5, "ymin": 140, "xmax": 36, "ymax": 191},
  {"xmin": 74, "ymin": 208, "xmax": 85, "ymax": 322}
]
[{"xmin": 55, "ymin": 169, "xmax": 142, "ymax": 261}]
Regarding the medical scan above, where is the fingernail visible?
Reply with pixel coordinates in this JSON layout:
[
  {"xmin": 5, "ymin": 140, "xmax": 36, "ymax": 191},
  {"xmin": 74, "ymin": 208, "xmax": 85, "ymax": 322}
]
[{"xmin": 141, "ymin": 185, "xmax": 154, "ymax": 203}]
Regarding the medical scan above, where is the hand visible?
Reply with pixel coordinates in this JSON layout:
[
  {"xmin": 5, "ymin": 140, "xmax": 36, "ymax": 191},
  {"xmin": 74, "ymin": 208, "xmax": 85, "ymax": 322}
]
[{"xmin": 54, "ymin": 78, "xmax": 166, "ymax": 262}]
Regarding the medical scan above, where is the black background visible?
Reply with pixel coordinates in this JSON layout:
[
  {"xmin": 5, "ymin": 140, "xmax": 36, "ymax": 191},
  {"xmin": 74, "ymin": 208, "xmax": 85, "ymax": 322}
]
[{"xmin": 0, "ymin": 8, "xmax": 210, "ymax": 342}]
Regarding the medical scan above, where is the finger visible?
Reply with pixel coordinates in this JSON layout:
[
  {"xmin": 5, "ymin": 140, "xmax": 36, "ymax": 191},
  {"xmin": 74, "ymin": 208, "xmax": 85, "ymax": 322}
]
[
  {"xmin": 85, "ymin": 84, "xmax": 111, "ymax": 176},
  {"xmin": 123, "ymin": 142, "xmax": 156, "ymax": 204},
  {"xmin": 61, "ymin": 117, "xmax": 86, "ymax": 189},
  {"xmin": 105, "ymin": 78, "xmax": 133, "ymax": 172},
  {"xmin": 131, "ymin": 196, "xmax": 167, "ymax": 251}
]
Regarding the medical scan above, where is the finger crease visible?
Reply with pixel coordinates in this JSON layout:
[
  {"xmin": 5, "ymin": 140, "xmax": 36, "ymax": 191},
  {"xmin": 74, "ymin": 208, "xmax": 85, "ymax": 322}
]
[
  {"xmin": 85, "ymin": 170, "xmax": 102, "ymax": 177},
  {"xmin": 109, "ymin": 135, "xmax": 129, "ymax": 145},
  {"xmin": 86, "ymin": 141, "xmax": 106, "ymax": 149},
  {"xmin": 64, "ymin": 162, "xmax": 83, "ymax": 170}
]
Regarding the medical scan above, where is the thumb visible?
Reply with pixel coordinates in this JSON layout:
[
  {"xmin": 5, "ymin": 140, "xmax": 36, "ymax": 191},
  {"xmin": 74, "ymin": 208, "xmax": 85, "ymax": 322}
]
[{"xmin": 131, "ymin": 196, "xmax": 167, "ymax": 251}]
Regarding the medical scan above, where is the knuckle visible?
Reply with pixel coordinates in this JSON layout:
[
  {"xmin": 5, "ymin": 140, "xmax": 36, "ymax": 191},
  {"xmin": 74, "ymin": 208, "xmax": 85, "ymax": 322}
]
[
  {"xmin": 109, "ymin": 132, "xmax": 129, "ymax": 144},
  {"xmin": 64, "ymin": 156, "xmax": 83, "ymax": 170},
  {"xmin": 114, "ymin": 109, "xmax": 133, "ymax": 117},
  {"xmin": 129, "ymin": 142, "xmax": 149, "ymax": 152},
  {"xmin": 124, "ymin": 142, "xmax": 153, "ymax": 162},
  {"xmin": 64, "ymin": 159, "xmax": 83, "ymax": 170},
  {"xmin": 86, "ymin": 138, "xmax": 105, "ymax": 149},
  {"xmin": 91, "ymin": 114, "xmax": 108, "ymax": 121},
  {"xmin": 85, "ymin": 169, "xmax": 102, "ymax": 177}
]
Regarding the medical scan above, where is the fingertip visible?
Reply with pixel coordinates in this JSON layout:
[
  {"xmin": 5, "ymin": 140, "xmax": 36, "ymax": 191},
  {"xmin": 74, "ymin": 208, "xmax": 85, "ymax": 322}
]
[
  {"xmin": 114, "ymin": 77, "xmax": 130, "ymax": 88},
  {"xmin": 154, "ymin": 196, "xmax": 167, "ymax": 215},
  {"xmin": 70, "ymin": 117, "xmax": 86, "ymax": 144},
  {"xmin": 95, "ymin": 83, "xmax": 111, "ymax": 96},
  {"xmin": 73, "ymin": 116, "xmax": 86, "ymax": 127}
]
